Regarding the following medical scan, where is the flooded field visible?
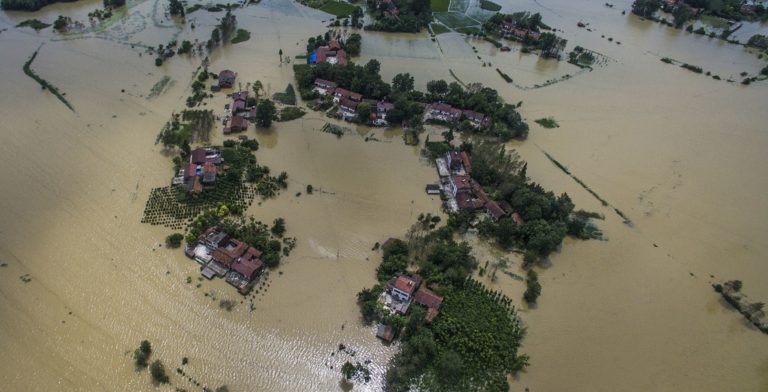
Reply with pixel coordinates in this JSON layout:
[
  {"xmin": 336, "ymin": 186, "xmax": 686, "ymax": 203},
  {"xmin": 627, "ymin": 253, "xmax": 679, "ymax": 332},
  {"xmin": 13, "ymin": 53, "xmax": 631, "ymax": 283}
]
[{"xmin": 0, "ymin": 0, "xmax": 766, "ymax": 390}]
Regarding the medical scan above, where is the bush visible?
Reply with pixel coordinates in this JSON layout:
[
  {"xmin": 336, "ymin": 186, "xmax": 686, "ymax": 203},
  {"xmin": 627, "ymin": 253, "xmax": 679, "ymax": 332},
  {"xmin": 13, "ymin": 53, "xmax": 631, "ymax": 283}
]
[
  {"xmin": 155, "ymin": 58, "xmax": 163, "ymax": 67},
  {"xmin": 523, "ymin": 269, "xmax": 541, "ymax": 304},
  {"xmin": 133, "ymin": 340, "xmax": 152, "ymax": 368},
  {"xmin": 165, "ymin": 233, "xmax": 184, "ymax": 248},
  {"xmin": 150, "ymin": 360, "xmax": 170, "ymax": 384}
]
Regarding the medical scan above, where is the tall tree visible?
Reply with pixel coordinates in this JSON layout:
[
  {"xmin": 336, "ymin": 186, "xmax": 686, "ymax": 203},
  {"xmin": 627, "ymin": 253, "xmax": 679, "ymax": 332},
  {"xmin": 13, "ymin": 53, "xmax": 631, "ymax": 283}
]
[
  {"xmin": 255, "ymin": 99, "xmax": 276, "ymax": 128},
  {"xmin": 392, "ymin": 73, "xmax": 414, "ymax": 93}
]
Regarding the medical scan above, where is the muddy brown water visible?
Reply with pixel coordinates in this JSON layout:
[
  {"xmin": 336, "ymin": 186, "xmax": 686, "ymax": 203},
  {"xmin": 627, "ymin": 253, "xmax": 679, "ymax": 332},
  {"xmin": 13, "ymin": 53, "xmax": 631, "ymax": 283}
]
[{"xmin": 0, "ymin": 0, "xmax": 767, "ymax": 390}]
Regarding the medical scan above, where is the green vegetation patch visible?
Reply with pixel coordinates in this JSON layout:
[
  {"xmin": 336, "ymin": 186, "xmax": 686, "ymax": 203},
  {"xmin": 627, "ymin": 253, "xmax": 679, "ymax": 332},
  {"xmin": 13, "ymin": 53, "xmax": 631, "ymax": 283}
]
[
  {"xmin": 231, "ymin": 28, "xmax": 250, "ymax": 44},
  {"xmin": 23, "ymin": 47, "xmax": 74, "ymax": 112},
  {"xmin": 278, "ymin": 106, "xmax": 306, "ymax": 122},
  {"xmin": 148, "ymin": 76, "xmax": 173, "ymax": 99},
  {"xmin": 430, "ymin": 0, "xmax": 449, "ymax": 12},
  {"xmin": 318, "ymin": 0, "xmax": 355, "ymax": 16},
  {"xmin": 434, "ymin": 12, "xmax": 480, "ymax": 30},
  {"xmin": 479, "ymin": 0, "xmax": 501, "ymax": 11},
  {"xmin": 16, "ymin": 19, "xmax": 50, "ymax": 30},
  {"xmin": 700, "ymin": 14, "xmax": 729, "ymax": 29},
  {"xmin": 496, "ymin": 68, "xmax": 512, "ymax": 83},
  {"xmin": 430, "ymin": 23, "xmax": 450, "ymax": 34},
  {"xmin": 534, "ymin": 117, "xmax": 559, "ymax": 128},
  {"xmin": 186, "ymin": 3, "xmax": 203, "ymax": 13},
  {"xmin": 272, "ymin": 83, "xmax": 297, "ymax": 105}
]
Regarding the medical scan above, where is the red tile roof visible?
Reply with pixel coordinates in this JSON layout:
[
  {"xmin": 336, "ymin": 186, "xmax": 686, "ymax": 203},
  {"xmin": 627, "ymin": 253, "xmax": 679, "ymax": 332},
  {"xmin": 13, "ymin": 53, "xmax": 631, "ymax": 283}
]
[
  {"xmin": 185, "ymin": 163, "xmax": 197, "ymax": 178},
  {"xmin": 460, "ymin": 151, "xmax": 472, "ymax": 173},
  {"xmin": 452, "ymin": 175, "xmax": 471, "ymax": 191},
  {"xmin": 485, "ymin": 200, "xmax": 506, "ymax": 220},
  {"xmin": 414, "ymin": 287, "xmax": 443, "ymax": 309},
  {"xmin": 511, "ymin": 212, "xmax": 525, "ymax": 226},
  {"xmin": 334, "ymin": 88, "xmax": 362, "ymax": 101},
  {"xmin": 190, "ymin": 148, "xmax": 206, "ymax": 164},
  {"xmin": 230, "ymin": 115, "xmax": 248, "ymax": 130},
  {"xmin": 393, "ymin": 276, "xmax": 418, "ymax": 295}
]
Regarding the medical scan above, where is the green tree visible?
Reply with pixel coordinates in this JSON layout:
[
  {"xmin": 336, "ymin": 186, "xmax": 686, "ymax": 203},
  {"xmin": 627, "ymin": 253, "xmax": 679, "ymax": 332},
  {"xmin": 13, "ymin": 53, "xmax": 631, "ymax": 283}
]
[
  {"xmin": 341, "ymin": 361, "xmax": 356, "ymax": 380},
  {"xmin": 523, "ymin": 269, "xmax": 541, "ymax": 304},
  {"xmin": 672, "ymin": 5, "xmax": 694, "ymax": 27},
  {"xmin": 133, "ymin": 340, "xmax": 152, "ymax": 368},
  {"xmin": 271, "ymin": 218, "xmax": 286, "ymax": 237},
  {"xmin": 356, "ymin": 102, "xmax": 372, "ymax": 123},
  {"xmin": 149, "ymin": 360, "xmax": 170, "ymax": 384},
  {"xmin": 392, "ymin": 73, "xmax": 414, "ymax": 93},
  {"xmin": 168, "ymin": 0, "xmax": 185, "ymax": 17},
  {"xmin": 165, "ymin": 233, "xmax": 184, "ymax": 248},
  {"xmin": 632, "ymin": 0, "xmax": 661, "ymax": 17},
  {"xmin": 255, "ymin": 99, "xmax": 276, "ymax": 128},
  {"xmin": 279, "ymin": 48, "xmax": 283, "ymax": 63},
  {"xmin": 427, "ymin": 79, "xmax": 449, "ymax": 95}
]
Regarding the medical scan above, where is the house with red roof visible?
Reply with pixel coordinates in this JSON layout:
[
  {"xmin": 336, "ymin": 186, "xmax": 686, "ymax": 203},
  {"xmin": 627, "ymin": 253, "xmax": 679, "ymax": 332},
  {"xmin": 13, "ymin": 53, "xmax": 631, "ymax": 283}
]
[
  {"xmin": 485, "ymin": 200, "xmax": 508, "ymax": 222},
  {"xmin": 230, "ymin": 115, "xmax": 248, "ymax": 132},
  {"xmin": 426, "ymin": 102, "xmax": 463, "ymax": 123},
  {"xmin": 414, "ymin": 287, "xmax": 444, "ymax": 323},
  {"xmin": 333, "ymin": 88, "xmax": 363, "ymax": 103},
  {"xmin": 218, "ymin": 70, "xmax": 236, "ymax": 88},
  {"xmin": 314, "ymin": 79, "xmax": 338, "ymax": 95},
  {"xmin": 389, "ymin": 274, "xmax": 421, "ymax": 302},
  {"xmin": 339, "ymin": 98, "xmax": 359, "ymax": 120}
]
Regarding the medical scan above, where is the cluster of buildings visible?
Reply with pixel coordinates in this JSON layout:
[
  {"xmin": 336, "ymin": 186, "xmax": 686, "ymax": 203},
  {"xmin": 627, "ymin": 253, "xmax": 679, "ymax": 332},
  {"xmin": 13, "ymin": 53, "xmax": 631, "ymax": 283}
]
[
  {"xmin": 313, "ymin": 79, "xmax": 395, "ymax": 126},
  {"xmin": 172, "ymin": 147, "xmax": 222, "ymax": 194},
  {"xmin": 185, "ymin": 228, "xmax": 265, "ymax": 294},
  {"xmin": 498, "ymin": 21, "xmax": 542, "ymax": 41},
  {"xmin": 308, "ymin": 40, "xmax": 348, "ymax": 66},
  {"xmin": 424, "ymin": 102, "xmax": 491, "ymax": 129},
  {"xmin": 223, "ymin": 90, "xmax": 252, "ymax": 134},
  {"xmin": 376, "ymin": 272, "xmax": 444, "ymax": 342},
  {"xmin": 432, "ymin": 150, "xmax": 524, "ymax": 224}
]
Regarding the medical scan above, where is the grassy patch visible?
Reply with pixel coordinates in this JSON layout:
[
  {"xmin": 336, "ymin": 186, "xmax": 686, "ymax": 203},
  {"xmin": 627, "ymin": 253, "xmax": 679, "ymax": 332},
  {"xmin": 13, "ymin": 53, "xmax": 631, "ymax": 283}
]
[
  {"xmin": 23, "ymin": 46, "xmax": 74, "ymax": 112},
  {"xmin": 148, "ymin": 76, "xmax": 173, "ymax": 99},
  {"xmin": 278, "ymin": 106, "xmax": 306, "ymax": 122},
  {"xmin": 434, "ymin": 12, "xmax": 479, "ymax": 30},
  {"xmin": 700, "ymin": 15, "xmax": 729, "ymax": 29},
  {"xmin": 231, "ymin": 28, "xmax": 250, "ymax": 44},
  {"xmin": 430, "ymin": 0, "xmax": 449, "ymax": 12},
  {"xmin": 479, "ymin": 0, "xmax": 501, "ymax": 11},
  {"xmin": 430, "ymin": 23, "xmax": 450, "ymax": 34},
  {"xmin": 456, "ymin": 26, "xmax": 481, "ymax": 35},
  {"xmin": 318, "ymin": 0, "xmax": 355, "ymax": 16},
  {"xmin": 272, "ymin": 84, "xmax": 297, "ymax": 105},
  {"xmin": 535, "ymin": 117, "xmax": 559, "ymax": 128},
  {"xmin": 16, "ymin": 19, "xmax": 50, "ymax": 30}
]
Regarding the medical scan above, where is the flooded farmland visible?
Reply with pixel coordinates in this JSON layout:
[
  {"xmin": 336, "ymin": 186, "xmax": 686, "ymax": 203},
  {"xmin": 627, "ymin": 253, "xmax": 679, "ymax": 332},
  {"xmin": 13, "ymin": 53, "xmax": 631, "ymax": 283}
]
[{"xmin": 0, "ymin": 0, "xmax": 767, "ymax": 390}]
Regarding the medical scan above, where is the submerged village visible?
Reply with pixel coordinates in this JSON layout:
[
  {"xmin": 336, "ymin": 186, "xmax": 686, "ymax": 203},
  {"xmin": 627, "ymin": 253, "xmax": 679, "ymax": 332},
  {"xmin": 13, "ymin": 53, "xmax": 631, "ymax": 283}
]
[{"xmin": 3, "ymin": 0, "xmax": 768, "ymax": 389}]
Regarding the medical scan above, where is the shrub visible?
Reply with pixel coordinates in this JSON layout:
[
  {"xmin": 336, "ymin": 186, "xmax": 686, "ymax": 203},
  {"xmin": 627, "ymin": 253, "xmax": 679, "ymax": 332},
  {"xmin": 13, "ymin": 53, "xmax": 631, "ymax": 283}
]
[
  {"xmin": 150, "ymin": 360, "xmax": 169, "ymax": 383},
  {"xmin": 165, "ymin": 233, "xmax": 184, "ymax": 248}
]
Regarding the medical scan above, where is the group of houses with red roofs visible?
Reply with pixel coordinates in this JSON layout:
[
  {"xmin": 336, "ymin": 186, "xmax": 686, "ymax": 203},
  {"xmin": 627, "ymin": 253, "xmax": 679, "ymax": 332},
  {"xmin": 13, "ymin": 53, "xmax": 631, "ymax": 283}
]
[
  {"xmin": 431, "ymin": 150, "xmax": 524, "ymax": 224},
  {"xmin": 308, "ymin": 39, "xmax": 348, "ymax": 66},
  {"xmin": 376, "ymin": 272, "xmax": 444, "ymax": 343},
  {"xmin": 498, "ymin": 21, "xmax": 542, "ymax": 41},
  {"xmin": 223, "ymin": 90, "xmax": 253, "ymax": 134},
  {"xmin": 172, "ymin": 147, "xmax": 223, "ymax": 194},
  {"xmin": 425, "ymin": 102, "xmax": 492, "ymax": 129},
  {"xmin": 313, "ymin": 79, "xmax": 396, "ymax": 126},
  {"xmin": 185, "ymin": 228, "xmax": 265, "ymax": 293}
]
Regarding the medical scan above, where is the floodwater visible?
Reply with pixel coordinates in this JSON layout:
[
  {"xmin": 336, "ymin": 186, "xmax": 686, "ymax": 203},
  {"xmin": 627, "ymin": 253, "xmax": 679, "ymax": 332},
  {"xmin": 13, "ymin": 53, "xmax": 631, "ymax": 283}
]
[{"xmin": 0, "ymin": 0, "xmax": 766, "ymax": 391}]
